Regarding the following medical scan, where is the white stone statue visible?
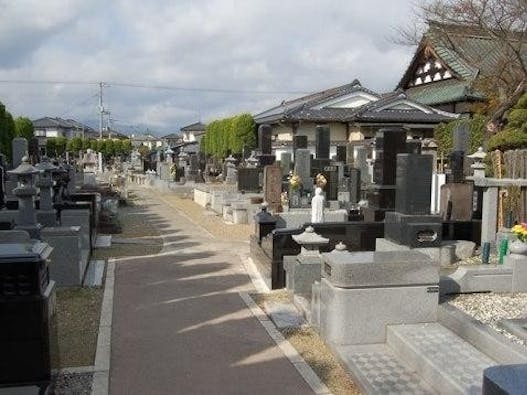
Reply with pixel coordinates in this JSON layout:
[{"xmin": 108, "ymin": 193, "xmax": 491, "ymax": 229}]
[{"xmin": 311, "ymin": 187, "xmax": 325, "ymax": 223}]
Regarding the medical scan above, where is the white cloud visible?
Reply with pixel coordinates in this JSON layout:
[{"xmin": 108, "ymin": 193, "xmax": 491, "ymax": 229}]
[{"xmin": 0, "ymin": 0, "xmax": 418, "ymax": 133}]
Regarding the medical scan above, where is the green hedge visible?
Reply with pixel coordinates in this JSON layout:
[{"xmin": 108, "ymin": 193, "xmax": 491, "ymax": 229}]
[
  {"xmin": 201, "ymin": 113, "xmax": 256, "ymax": 158},
  {"xmin": 487, "ymin": 93, "xmax": 527, "ymax": 151},
  {"xmin": 434, "ymin": 114, "xmax": 486, "ymax": 156}
]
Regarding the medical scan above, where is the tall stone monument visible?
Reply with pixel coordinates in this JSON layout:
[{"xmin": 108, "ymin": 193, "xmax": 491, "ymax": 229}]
[{"xmin": 257, "ymin": 124, "xmax": 275, "ymax": 167}]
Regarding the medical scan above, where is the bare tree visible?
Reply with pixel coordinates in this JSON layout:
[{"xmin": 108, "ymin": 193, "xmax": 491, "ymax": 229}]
[{"xmin": 401, "ymin": 0, "xmax": 527, "ymax": 134}]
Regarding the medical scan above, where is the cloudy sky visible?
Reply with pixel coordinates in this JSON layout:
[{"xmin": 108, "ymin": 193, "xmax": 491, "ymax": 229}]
[{"xmin": 0, "ymin": 0, "xmax": 419, "ymax": 135}]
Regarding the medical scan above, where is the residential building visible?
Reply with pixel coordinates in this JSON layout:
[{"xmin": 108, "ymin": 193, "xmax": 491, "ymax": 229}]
[
  {"xmin": 253, "ymin": 79, "xmax": 458, "ymax": 156},
  {"xmin": 32, "ymin": 117, "xmax": 94, "ymax": 154}
]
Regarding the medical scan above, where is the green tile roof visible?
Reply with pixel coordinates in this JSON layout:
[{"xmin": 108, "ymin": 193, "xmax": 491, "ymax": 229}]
[{"xmin": 405, "ymin": 79, "xmax": 484, "ymax": 105}]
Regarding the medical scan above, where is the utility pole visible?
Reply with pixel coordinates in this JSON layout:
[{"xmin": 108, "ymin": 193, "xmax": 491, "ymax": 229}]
[{"xmin": 99, "ymin": 82, "xmax": 104, "ymax": 139}]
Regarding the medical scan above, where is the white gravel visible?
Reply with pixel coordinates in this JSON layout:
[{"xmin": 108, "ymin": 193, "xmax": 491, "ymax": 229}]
[{"xmin": 447, "ymin": 293, "xmax": 527, "ymax": 347}]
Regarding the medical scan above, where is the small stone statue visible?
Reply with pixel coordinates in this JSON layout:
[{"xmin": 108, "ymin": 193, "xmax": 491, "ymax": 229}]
[{"xmin": 311, "ymin": 187, "xmax": 325, "ymax": 223}]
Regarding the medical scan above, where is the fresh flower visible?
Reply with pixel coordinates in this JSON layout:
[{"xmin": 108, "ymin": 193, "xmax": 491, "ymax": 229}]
[
  {"xmin": 288, "ymin": 173, "xmax": 302, "ymax": 191},
  {"xmin": 512, "ymin": 223, "xmax": 527, "ymax": 242},
  {"xmin": 170, "ymin": 164, "xmax": 177, "ymax": 175},
  {"xmin": 315, "ymin": 173, "xmax": 327, "ymax": 189}
]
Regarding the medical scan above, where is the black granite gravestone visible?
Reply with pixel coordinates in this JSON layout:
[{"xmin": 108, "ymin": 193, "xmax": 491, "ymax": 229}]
[
  {"xmin": 237, "ymin": 168, "xmax": 261, "ymax": 192},
  {"xmin": 384, "ymin": 153, "xmax": 442, "ymax": 248},
  {"xmin": 293, "ymin": 135, "xmax": 308, "ymax": 151},
  {"xmin": 336, "ymin": 145, "xmax": 347, "ymax": 162},
  {"xmin": 363, "ymin": 128, "xmax": 407, "ymax": 221},
  {"xmin": 315, "ymin": 125, "xmax": 330, "ymax": 159},
  {"xmin": 448, "ymin": 150, "xmax": 464, "ymax": 183},
  {"xmin": 406, "ymin": 139, "xmax": 422, "ymax": 154},
  {"xmin": 395, "ymin": 154, "xmax": 433, "ymax": 215},
  {"xmin": 258, "ymin": 124, "xmax": 272, "ymax": 155}
]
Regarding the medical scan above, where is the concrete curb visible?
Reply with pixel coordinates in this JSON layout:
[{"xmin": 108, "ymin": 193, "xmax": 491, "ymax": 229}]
[
  {"xmin": 91, "ymin": 259, "xmax": 115, "ymax": 395},
  {"xmin": 239, "ymin": 292, "xmax": 332, "ymax": 395},
  {"xmin": 241, "ymin": 254, "xmax": 270, "ymax": 294}
]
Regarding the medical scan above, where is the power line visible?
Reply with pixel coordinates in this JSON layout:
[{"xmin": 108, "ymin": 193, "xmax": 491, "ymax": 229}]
[{"xmin": 0, "ymin": 79, "xmax": 311, "ymax": 95}]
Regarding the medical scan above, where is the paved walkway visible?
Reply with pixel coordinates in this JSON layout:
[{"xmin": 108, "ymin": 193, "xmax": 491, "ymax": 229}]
[{"xmin": 109, "ymin": 188, "xmax": 314, "ymax": 395}]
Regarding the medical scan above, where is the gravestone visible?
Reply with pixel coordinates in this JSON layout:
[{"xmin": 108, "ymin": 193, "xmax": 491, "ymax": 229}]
[
  {"xmin": 349, "ymin": 168, "xmax": 361, "ymax": 203},
  {"xmin": 237, "ymin": 168, "xmax": 261, "ymax": 192},
  {"xmin": 187, "ymin": 154, "xmax": 200, "ymax": 182},
  {"xmin": 315, "ymin": 125, "xmax": 330, "ymax": 159},
  {"xmin": 258, "ymin": 124, "xmax": 272, "ymax": 155},
  {"xmin": 294, "ymin": 149, "xmax": 312, "ymax": 193},
  {"xmin": 346, "ymin": 144, "xmax": 355, "ymax": 165},
  {"xmin": 453, "ymin": 123, "xmax": 471, "ymax": 176},
  {"xmin": 322, "ymin": 166, "xmax": 338, "ymax": 201},
  {"xmin": 336, "ymin": 145, "xmax": 346, "ymax": 163},
  {"xmin": 28, "ymin": 137, "xmax": 40, "ymax": 165},
  {"xmin": 263, "ymin": 165, "xmax": 282, "ymax": 211},
  {"xmin": 354, "ymin": 146, "xmax": 369, "ymax": 183},
  {"xmin": 280, "ymin": 152, "xmax": 292, "ymax": 176},
  {"xmin": 12, "ymin": 138, "xmax": 28, "ymax": 169},
  {"xmin": 448, "ymin": 150, "xmax": 465, "ymax": 183},
  {"xmin": 293, "ymin": 135, "xmax": 308, "ymax": 152},
  {"xmin": 384, "ymin": 153, "xmax": 442, "ymax": 248},
  {"xmin": 440, "ymin": 183, "xmax": 474, "ymax": 221},
  {"xmin": 363, "ymin": 128, "xmax": 407, "ymax": 221}
]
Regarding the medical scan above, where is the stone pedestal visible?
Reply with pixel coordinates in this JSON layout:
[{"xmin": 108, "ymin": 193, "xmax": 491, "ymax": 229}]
[
  {"xmin": 285, "ymin": 227, "xmax": 330, "ymax": 299},
  {"xmin": 318, "ymin": 250, "xmax": 438, "ymax": 345}
]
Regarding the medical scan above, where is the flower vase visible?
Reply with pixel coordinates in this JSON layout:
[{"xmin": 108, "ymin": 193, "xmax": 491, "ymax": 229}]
[{"xmin": 509, "ymin": 239, "xmax": 527, "ymax": 256}]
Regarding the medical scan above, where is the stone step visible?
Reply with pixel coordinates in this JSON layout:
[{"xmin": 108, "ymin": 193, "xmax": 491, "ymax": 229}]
[
  {"xmin": 336, "ymin": 343, "xmax": 437, "ymax": 394},
  {"xmin": 387, "ymin": 322, "xmax": 497, "ymax": 395}
]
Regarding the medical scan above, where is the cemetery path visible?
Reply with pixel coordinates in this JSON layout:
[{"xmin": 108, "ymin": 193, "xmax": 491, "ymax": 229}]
[{"xmin": 109, "ymin": 188, "xmax": 315, "ymax": 395}]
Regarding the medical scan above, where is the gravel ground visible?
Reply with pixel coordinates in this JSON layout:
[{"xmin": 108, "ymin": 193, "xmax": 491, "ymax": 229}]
[
  {"xmin": 251, "ymin": 291, "xmax": 360, "ymax": 395},
  {"xmin": 53, "ymin": 372, "xmax": 93, "ymax": 395},
  {"xmin": 158, "ymin": 192, "xmax": 253, "ymax": 241},
  {"xmin": 446, "ymin": 293, "xmax": 527, "ymax": 347}
]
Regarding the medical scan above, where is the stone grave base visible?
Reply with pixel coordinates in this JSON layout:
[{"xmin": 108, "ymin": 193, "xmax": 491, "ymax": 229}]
[
  {"xmin": 440, "ymin": 254, "xmax": 527, "ymax": 294},
  {"xmin": 318, "ymin": 278, "xmax": 438, "ymax": 345},
  {"xmin": 375, "ymin": 238, "xmax": 476, "ymax": 266}
]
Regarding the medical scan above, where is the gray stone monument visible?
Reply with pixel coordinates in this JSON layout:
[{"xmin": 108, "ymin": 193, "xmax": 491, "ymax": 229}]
[
  {"xmin": 280, "ymin": 152, "xmax": 292, "ymax": 176},
  {"xmin": 294, "ymin": 149, "xmax": 312, "ymax": 193},
  {"xmin": 311, "ymin": 187, "xmax": 325, "ymax": 223},
  {"xmin": 12, "ymin": 137, "xmax": 28, "ymax": 169}
]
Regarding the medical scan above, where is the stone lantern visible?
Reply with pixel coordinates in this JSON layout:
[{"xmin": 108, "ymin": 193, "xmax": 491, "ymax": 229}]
[
  {"xmin": 35, "ymin": 157, "xmax": 59, "ymax": 227},
  {"xmin": 165, "ymin": 147, "xmax": 174, "ymax": 163},
  {"xmin": 292, "ymin": 226, "xmax": 329, "ymax": 256},
  {"xmin": 468, "ymin": 147, "xmax": 487, "ymax": 178},
  {"xmin": 7, "ymin": 156, "xmax": 41, "ymax": 238},
  {"xmin": 245, "ymin": 153, "xmax": 259, "ymax": 168}
]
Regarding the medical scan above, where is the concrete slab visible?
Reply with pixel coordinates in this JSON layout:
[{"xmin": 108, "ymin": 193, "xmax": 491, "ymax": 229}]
[
  {"xmin": 95, "ymin": 235, "xmax": 112, "ymax": 248},
  {"xmin": 84, "ymin": 260, "xmax": 105, "ymax": 287},
  {"xmin": 263, "ymin": 300, "xmax": 305, "ymax": 329}
]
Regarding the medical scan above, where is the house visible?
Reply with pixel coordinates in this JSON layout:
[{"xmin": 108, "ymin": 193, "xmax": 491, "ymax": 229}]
[
  {"xmin": 32, "ymin": 117, "xmax": 95, "ymax": 154},
  {"xmin": 398, "ymin": 21, "xmax": 527, "ymax": 114},
  {"xmin": 130, "ymin": 134, "xmax": 164, "ymax": 150},
  {"xmin": 253, "ymin": 79, "xmax": 458, "ymax": 156},
  {"xmin": 162, "ymin": 132, "xmax": 183, "ymax": 148},
  {"xmin": 180, "ymin": 122, "xmax": 206, "ymax": 144}
]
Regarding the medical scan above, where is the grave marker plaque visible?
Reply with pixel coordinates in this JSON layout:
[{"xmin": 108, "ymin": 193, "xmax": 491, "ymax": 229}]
[{"xmin": 294, "ymin": 149, "xmax": 312, "ymax": 192}]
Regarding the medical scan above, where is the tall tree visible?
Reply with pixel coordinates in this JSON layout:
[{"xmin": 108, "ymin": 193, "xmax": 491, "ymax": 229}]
[
  {"xmin": 14, "ymin": 117, "xmax": 34, "ymax": 140},
  {"xmin": 401, "ymin": 0, "xmax": 527, "ymax": 133},
  {"xmin": 0, "ymin": 103, "xmax": 16, "ymax": 162}
]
